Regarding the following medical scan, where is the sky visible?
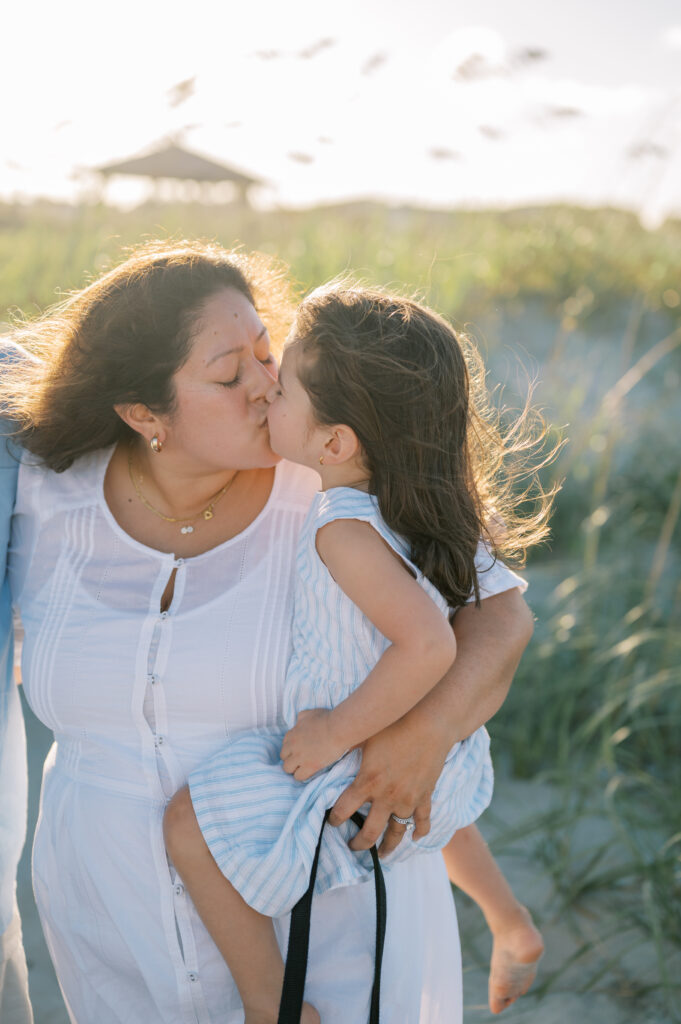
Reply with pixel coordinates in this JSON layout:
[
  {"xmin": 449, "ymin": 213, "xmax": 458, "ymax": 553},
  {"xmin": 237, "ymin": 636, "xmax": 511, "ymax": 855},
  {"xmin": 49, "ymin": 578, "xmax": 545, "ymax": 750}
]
[{"xmin": 2, "ymin": 0, "xmax": 680, "ymax": 224}]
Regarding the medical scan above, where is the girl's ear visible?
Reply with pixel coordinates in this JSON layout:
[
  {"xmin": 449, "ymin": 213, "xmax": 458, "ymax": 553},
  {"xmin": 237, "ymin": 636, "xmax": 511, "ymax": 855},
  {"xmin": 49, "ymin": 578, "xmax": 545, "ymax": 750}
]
[
  {"xmin": 114, "ymin": 402, "xmax": 165, "ymax": 447},
  {"xmin": 322, "ymin": 424, "xmax": 361, "ymax": 465}
]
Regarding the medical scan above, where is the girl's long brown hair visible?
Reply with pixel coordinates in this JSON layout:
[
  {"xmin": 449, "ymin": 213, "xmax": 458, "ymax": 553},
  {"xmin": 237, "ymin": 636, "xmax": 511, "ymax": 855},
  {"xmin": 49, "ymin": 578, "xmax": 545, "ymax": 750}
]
[
  {"xmin": 1, "ymin": 239, "xmax": 295, "ymax": 472},
  {"xmin": 292, "ymin": 282, "xmax": 558, "ymax": 608}
]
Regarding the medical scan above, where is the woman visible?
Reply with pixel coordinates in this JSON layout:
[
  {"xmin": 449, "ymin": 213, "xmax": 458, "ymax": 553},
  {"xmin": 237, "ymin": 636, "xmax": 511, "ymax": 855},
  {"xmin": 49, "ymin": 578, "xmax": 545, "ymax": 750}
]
[{"xmin": 5, "ymin": 240, "xmax": 533, "ymax": 1023}]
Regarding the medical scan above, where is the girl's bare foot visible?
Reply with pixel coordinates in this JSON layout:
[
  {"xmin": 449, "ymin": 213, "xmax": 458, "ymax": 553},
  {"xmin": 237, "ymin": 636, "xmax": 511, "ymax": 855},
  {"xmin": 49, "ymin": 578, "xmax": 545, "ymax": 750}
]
[
  {"xmin": 488, "ymin": 905, "xmax": 544, "ymax": 1014},
  {"xmin": 245, "ymin": 1001, "xmax": 320, "ymax": 1024}
]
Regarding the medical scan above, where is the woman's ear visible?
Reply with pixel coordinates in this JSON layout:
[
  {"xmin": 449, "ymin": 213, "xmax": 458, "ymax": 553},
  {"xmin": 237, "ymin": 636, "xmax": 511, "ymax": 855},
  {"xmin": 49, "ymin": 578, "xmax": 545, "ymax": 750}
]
[
  {"xmin": 113, "ymin": 402, "xmax": 164, "ymax": 446},
  {"xmin": 323, "ymin": 424, "xmax": 361, "ymax": 465}
]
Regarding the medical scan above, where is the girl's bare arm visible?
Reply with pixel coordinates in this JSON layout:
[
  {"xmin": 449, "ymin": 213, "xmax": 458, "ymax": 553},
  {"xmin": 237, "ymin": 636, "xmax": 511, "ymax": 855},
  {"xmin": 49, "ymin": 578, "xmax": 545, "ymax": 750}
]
[{"xmin": 280, "ymin": 518, "xmax": 457, "ymax": 780}]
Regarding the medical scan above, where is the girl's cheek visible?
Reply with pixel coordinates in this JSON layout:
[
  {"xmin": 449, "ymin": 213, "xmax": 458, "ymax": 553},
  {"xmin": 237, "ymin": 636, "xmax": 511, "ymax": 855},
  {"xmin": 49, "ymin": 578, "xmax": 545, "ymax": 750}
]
[{"xmin": 267, "ymin": 408, "xmax": 281, "ymax": 434}]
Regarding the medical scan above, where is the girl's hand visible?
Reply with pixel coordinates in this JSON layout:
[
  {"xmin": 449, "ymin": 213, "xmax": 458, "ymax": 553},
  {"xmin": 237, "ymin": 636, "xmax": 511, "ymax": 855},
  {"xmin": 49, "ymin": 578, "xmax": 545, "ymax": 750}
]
[{"xmin": 280, "ymin": 708, "xmax": 344, "ymax": 781}]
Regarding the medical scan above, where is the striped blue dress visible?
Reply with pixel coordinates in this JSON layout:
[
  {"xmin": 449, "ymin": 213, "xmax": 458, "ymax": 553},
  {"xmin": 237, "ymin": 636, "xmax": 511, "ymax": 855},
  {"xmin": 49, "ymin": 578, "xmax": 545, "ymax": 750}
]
[{"xmin": 189, "ymin": 486, "xmax": 493, "ymax": 917}]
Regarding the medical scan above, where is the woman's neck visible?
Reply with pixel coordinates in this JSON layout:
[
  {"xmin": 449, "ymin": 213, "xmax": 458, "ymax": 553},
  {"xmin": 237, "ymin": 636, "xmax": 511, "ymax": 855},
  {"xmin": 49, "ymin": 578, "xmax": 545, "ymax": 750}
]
[
  {"xmin": 104, "ymin": 441, "xmax": 277, "ymax": 558},
  {"xmin": 129, "ymin": 439, "xmax": 242, "ymax": 520}
]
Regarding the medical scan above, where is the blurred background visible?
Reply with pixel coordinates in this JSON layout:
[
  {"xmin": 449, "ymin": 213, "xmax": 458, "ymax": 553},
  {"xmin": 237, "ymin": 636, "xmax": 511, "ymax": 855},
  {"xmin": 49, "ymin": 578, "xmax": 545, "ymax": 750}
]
[{"xmin": 4, "ymin": 0, "xmax": 680, "ymax": 1021}]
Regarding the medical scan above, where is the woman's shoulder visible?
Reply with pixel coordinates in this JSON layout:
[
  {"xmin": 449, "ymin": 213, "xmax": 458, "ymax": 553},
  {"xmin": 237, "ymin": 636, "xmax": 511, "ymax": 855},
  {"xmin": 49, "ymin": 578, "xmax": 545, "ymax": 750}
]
[{"xmin": 16, "ymin": 446, "xmax": 110, "ymax": 514}]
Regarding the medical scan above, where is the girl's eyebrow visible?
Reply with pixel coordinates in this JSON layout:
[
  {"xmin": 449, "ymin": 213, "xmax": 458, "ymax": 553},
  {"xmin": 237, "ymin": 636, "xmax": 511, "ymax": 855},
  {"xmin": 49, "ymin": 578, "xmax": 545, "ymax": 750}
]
[{"xmin": 206, "ymin": 327, "xmax": 268, "ymax": 366}]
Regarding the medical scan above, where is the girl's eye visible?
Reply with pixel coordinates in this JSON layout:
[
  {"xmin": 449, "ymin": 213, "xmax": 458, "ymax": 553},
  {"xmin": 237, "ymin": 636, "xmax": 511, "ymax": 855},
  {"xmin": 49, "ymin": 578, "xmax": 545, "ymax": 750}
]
[{"xmin": 219, "ymin": 372, "xmax": 242, "ymax": 389}]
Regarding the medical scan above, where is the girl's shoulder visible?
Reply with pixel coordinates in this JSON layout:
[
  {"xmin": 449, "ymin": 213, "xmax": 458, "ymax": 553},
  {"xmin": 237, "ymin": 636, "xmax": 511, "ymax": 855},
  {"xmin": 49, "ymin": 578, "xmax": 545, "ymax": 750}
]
[
  {"xmin": 311, "ymin": 487, "xmax": 410, "ymax": 557},
  {"xmin": 313, "ymin": 486, "xmax": 379, "ymax": 529}
]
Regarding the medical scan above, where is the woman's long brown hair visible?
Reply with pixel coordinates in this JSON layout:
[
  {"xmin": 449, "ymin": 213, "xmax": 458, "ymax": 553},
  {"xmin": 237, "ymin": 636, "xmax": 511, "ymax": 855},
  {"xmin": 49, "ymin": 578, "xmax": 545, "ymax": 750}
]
[{"xmin": 292, "ymin": 282, "xmax": 558, "ymax": 608}]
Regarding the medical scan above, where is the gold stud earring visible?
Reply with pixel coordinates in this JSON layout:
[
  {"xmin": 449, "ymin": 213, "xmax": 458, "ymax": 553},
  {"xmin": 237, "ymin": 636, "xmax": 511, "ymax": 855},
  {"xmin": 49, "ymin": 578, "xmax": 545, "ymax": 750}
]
[
  {"xmin": 319, "ymin": 455, "xmax": 324, "ymax": 465},
  {"xmin": 150, "ymin": 435, "xmax": 163, "ymax": 454}
]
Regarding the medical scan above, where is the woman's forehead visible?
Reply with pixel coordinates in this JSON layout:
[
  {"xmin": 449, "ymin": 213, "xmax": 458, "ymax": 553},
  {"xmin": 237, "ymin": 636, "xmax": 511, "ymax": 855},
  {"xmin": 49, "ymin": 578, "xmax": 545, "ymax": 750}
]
[{"xmin": 188, "ymin": 288, "xmax": 266, "ymax": 363}]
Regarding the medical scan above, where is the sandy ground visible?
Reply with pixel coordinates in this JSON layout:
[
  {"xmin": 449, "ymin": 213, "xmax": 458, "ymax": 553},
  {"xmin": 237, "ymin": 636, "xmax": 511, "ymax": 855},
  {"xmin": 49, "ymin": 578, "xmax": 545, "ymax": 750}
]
[{"xmin": 17, "ymin": 694, "xmax": 676, "ymax": 1024}]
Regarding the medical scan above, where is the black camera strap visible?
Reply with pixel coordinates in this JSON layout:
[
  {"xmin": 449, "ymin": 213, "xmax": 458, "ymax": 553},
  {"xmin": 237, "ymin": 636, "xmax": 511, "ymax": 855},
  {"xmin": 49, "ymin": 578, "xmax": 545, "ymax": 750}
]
[{"xmin": 277, "ymin": 810, "xmax": 387, "ymax": 1023}]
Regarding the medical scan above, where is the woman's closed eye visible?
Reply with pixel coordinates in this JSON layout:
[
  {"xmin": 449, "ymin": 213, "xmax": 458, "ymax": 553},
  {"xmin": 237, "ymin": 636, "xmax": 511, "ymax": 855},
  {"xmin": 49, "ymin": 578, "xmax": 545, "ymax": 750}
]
[{"xmin": 218, "ymin": 356, "xmax": 276, "ymax": 388}]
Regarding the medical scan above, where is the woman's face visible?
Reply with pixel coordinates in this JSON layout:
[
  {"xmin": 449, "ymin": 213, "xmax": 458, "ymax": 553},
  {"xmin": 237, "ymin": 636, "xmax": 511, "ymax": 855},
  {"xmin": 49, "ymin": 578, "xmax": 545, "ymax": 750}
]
[{"xmin": 161, "ymin": 287, "xmax": 280, "ymax": 472}]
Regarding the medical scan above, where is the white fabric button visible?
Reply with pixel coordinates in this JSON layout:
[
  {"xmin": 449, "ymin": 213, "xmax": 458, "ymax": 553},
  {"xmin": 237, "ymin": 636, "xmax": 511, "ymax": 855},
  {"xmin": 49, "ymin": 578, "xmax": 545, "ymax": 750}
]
[
  {"xmin": 156, "ymin": 735, "xmax": 165, "ymax": 746},
  {"xmin": 160, "ymin": 611, "xmax": 169, "ymax": 621},
  {"xmin": 187, "ymin": 972, "xmax": 198, "ymax": 983},
  {"xmin": 148, "ymin": 674, "xmax": 158, "ymax": 686},
  {"xmin": 175, "ymin": 557, "xmax": 184, "ymax": 567},
  {"xmin": 174, "ymin": 883, "xmax": 184, "ymax": 896}
]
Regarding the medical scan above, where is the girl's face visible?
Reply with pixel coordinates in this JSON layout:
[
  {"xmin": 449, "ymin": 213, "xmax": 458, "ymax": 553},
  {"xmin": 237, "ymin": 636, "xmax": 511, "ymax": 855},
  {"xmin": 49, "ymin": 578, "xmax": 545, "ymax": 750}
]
[
  {"xmin": 163, "ymin": 287, "xmax": 280, "ymax": 472},
  {"xmin": 266, "ymin": 343, "xmax": 326, "ymax": 469}
]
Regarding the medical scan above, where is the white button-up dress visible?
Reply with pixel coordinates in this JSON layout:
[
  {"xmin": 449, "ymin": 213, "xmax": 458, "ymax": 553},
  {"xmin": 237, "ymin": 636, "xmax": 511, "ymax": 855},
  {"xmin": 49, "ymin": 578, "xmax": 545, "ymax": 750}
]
[{"xmin": 9, "ymin": 449, "xmax": 524, "ymax": 1024}]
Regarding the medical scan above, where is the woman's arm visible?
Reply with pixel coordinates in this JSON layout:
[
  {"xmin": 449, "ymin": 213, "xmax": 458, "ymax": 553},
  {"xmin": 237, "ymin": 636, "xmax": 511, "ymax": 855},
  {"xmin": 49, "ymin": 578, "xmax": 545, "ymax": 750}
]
[{"xmin": 329, "ymin": 587, "xmax": 534, "ymax": 854}]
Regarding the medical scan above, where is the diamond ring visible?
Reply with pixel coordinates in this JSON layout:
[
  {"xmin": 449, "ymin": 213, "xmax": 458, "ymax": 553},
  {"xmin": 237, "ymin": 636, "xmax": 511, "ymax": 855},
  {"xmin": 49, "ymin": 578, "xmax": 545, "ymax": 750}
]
[{"xmin": 390, "ymin": 813, "xmax": 416, "ymax": 831}]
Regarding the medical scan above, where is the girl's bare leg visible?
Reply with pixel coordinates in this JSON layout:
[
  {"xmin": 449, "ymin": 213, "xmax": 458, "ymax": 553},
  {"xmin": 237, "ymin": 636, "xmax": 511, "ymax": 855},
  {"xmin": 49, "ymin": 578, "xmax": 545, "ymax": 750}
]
[
  {"xmin": 442, "ymin": 824, "xmax": 544, "ymax": 1015},
  {"xmin": 164, "ymin": 787, "xmax": 320, "ymax": 1024}
]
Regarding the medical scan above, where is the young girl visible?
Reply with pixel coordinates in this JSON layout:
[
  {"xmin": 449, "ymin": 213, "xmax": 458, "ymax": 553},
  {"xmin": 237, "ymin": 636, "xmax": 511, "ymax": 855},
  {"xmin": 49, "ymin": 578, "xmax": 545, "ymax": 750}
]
[{"xmin": 165, "ymin": 284, "xmax": 545, "ymax": 1022}]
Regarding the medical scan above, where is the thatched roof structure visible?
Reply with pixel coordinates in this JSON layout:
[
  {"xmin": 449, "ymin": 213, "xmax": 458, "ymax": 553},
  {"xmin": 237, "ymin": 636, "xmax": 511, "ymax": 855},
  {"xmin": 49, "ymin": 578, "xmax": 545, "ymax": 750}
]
[{"xmin": 95, "ymin": 143, "xmax": 261, "ymax": 200}]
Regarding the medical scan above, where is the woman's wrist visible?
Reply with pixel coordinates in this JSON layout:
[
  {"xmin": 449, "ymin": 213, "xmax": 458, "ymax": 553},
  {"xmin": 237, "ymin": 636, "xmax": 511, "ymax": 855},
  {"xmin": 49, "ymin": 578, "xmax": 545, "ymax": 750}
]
[{"xmin": 398, "ymin": 697, "xmax": 453, "ymax": 764}]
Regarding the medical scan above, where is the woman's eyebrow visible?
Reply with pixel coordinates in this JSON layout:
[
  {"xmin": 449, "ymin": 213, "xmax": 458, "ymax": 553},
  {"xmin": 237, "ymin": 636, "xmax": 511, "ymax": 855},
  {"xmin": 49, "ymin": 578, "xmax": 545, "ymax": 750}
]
[
  {"xmin": 206, "ymin": 346, "xmax": 243, "ymax": 366},
  {"xmin": 205, "ymin": 328, "xmax": 268, "ymax": 367}
]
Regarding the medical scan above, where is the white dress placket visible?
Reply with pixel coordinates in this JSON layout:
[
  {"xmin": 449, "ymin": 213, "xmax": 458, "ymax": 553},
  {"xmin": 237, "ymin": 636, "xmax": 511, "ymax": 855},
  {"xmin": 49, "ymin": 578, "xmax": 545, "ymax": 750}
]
[{"xmin": 137, "ymin": 554, "xmax": 211, "ymax": 1023}]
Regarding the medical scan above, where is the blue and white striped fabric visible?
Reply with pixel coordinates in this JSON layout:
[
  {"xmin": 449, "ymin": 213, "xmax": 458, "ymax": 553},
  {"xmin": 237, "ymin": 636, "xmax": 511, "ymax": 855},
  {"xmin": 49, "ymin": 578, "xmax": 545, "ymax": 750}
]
[{"xmin": 189, "ymin": 486, "xmax": 493, "ymax": 917}]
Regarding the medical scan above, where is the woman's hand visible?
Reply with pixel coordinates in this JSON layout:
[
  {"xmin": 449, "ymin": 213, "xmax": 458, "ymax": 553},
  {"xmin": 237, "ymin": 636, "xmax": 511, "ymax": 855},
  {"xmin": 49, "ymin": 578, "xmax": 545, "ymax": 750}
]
[
  {"xmin": 328, "ymin": 706, "xmax": 452, "ymax": 856},
  {"xmin": 280, "ymin": 708, "xmax": 344, "ymax": 781}
]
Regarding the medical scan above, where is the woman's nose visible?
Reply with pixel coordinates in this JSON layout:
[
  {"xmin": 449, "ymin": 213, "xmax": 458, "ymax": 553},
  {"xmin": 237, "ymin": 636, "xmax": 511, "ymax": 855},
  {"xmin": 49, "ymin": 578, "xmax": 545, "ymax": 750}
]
[
  {"xmin": 247, "ymin": 356, "xmax": 278, "ymax": 401},
  {"xmin": 265, "ymin": 379, "xmax": 280, "ymax": 404}
]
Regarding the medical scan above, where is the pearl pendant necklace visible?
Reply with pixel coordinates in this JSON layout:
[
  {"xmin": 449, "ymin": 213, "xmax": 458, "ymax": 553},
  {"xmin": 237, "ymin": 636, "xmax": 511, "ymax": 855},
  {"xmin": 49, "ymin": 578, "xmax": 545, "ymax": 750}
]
[{"xmin": 127, "ymin": 443, "xmax": 239, "ymax": 534}]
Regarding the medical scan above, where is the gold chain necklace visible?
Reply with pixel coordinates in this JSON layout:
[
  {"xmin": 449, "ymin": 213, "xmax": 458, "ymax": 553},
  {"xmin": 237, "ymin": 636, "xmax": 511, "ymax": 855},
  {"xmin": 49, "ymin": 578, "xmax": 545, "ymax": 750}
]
[{"xmin": 127, "ymin": 444, "xmax": 239, "ymax": 535}]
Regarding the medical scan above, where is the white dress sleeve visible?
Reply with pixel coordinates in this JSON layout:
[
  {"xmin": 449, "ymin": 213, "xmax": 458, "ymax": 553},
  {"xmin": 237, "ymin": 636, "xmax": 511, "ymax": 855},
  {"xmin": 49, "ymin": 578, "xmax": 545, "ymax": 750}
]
[{"xmin": 467, "ymin": 541, "xmax": 528, "ymax": 603}]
